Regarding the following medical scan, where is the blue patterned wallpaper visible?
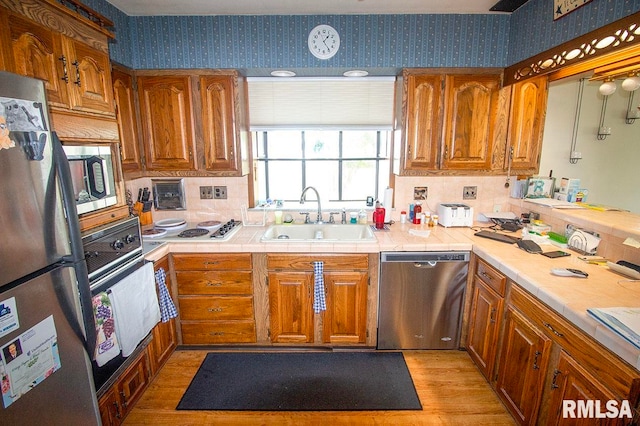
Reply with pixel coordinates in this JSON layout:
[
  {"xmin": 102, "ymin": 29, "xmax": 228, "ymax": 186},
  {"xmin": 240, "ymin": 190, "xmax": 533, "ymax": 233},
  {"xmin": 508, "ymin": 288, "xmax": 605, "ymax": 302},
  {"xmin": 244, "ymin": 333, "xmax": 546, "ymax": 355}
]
[
  {"xmin": 83, "ymin": 0, "xmax": 639, "ymax": 72},
  {"xmin": 509, "ymin": 0, "xmax": 640, "ymax": 64}
]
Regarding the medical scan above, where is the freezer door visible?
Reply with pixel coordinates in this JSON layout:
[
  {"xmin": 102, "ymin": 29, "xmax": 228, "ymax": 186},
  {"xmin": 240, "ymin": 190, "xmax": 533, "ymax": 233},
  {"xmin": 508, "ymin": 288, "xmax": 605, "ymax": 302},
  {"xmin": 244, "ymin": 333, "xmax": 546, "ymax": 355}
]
[
  {"xmin": 0, "ymin": 265, "xmax": 100, "ymax": 425},
  {"xmin": 0, "ymin": 72, "xmax": 71, "ymax": 288}
]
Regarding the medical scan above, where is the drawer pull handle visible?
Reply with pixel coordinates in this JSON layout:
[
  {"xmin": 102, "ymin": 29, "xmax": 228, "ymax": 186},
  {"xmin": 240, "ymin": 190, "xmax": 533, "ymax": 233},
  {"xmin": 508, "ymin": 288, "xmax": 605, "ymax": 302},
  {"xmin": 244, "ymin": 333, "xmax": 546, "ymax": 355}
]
[
  {"xmin": 210, "ymin": 332, "xmax": 225, "ymax": 336},
  {"xmin": 208, "ymin": 307, "xmax": 223, "ymax": 312},
  {"xmin": 543, "ymin": 322, "xmax": 564, "ymax": 337},
  {"xmin": 481, "ymin": 272, "xmax": 493, "ymax": 280},
  {"xmin": 533, "ymin": 350, "xmax": 541, "ymax": 370},
  {"xmin": 551, "ymin": 369, "xmax": 561, "ymax": 389},
  {"xmin": 206, "ymin": 281, "xmax": 222, "ymax": 287},
  {"xmin": 204, "ymin": 261, "xmax": 219, "ymax": 266}
]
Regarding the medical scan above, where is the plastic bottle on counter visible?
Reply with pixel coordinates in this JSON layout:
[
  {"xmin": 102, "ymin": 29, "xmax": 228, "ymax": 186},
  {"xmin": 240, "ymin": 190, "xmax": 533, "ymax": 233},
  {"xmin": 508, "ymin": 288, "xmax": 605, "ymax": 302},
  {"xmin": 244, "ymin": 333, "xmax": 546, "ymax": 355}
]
[
  {"xmin": 358, "ymin": 209, "xmax": 367, "ymax": 224},
  {"xmin": 400, "ymin": 211, "xmax": 407, "ymax": 224},
  {"xmin": 413, "ymin": 202, "xmax": 422, "ymax": 224}
]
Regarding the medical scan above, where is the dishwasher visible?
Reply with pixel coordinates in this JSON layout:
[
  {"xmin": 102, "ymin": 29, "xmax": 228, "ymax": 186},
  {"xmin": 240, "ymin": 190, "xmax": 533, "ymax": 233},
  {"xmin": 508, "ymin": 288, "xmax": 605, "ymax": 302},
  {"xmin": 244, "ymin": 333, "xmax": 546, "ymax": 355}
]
[{"xmin": 377, "ymin": 251, "xmax": 470, "ymax": 350}]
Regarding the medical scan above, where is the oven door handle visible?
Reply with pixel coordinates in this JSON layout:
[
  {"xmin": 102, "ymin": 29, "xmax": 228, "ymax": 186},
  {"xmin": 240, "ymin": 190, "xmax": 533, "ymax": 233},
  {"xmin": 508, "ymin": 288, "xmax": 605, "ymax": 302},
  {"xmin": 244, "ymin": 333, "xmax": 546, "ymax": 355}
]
[{"xmin": 52, "ymin": 132, "xmax": 97, "ymax": 356}]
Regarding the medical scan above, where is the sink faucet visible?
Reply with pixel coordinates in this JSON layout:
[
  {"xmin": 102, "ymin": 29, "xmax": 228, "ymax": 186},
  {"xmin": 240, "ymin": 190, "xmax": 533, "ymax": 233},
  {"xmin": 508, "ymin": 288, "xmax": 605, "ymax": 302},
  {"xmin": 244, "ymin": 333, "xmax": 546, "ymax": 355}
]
[{"xmin": 299, "ymin": 186, "xmax": 323, "ymax": 224}]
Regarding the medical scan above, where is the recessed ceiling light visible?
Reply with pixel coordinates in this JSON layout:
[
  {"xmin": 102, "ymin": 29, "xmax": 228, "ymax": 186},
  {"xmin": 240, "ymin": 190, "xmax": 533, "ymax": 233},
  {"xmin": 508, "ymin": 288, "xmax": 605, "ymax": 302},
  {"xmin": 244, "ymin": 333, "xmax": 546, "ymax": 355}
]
[
  {"xmin": 343, "ymin": 70, "xmax": 369, "ymax": 77},
  {"xmin": 270, "ymin": 70, "xmax": 296, "ymax": 77}
]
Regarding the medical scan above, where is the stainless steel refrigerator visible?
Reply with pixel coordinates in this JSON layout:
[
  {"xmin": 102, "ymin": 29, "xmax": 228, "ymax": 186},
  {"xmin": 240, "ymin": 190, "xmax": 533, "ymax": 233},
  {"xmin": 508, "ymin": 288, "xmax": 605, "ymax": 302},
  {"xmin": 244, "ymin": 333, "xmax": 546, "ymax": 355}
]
[{"xmin": 0, "ymin": 71, "xmax": 100, "ymax": 424}]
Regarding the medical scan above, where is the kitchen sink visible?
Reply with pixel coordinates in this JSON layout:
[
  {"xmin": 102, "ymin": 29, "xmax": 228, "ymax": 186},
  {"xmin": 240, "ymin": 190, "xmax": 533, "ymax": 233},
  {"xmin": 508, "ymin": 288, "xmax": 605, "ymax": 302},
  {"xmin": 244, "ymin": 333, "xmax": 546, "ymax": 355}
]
[{"xmin": 261, "ymin": 224, "xmax": 376, "ymax": 242}]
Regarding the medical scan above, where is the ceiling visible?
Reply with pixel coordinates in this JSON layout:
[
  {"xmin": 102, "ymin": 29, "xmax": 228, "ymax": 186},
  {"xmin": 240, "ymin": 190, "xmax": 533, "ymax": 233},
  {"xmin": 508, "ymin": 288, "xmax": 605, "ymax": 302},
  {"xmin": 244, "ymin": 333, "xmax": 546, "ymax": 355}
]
[{"xmin": 105, "ymin": 0, "xmax": 516, "ymax": 17}]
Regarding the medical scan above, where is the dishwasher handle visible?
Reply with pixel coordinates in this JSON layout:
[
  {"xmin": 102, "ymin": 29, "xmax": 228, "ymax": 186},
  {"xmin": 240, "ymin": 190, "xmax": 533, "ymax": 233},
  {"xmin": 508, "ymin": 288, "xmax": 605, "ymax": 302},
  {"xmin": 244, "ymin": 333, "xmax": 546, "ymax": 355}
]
[{"xmin": 414, "ymin": 261, "xmax": 438, "ymax": 268}]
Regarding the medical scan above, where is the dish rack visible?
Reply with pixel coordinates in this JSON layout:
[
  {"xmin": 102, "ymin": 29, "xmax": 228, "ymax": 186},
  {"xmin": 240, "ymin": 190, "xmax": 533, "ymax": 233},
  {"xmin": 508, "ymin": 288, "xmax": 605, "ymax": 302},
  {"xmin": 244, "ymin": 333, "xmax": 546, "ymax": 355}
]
[{"xmin": 567, "ymin": 228, "xmax": 600, "ymax": 255}]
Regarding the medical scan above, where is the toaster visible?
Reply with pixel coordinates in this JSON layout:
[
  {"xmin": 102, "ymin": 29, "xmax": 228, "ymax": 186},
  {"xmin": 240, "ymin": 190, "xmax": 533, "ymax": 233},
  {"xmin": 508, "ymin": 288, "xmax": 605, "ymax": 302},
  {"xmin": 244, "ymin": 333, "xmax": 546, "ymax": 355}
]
[{"xmin": 437, "ymin": 203, "xmax": 474, "ymax": 227}]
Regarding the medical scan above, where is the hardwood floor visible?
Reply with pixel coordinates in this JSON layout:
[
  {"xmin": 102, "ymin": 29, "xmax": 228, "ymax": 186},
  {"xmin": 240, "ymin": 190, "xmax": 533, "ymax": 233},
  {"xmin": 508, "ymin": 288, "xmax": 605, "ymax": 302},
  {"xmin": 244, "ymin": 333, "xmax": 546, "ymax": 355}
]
[{"xmin": 123, "ymin": 349, "xmax": 515, "ymax": 425}]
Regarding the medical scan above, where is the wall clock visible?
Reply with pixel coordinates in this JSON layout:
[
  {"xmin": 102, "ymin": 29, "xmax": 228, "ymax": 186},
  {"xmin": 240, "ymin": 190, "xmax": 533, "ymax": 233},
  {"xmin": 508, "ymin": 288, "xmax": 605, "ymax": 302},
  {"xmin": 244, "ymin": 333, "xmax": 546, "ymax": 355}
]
[{"xmin": 308, "ymin": 24, "xmax": 340, "ymax": 60}]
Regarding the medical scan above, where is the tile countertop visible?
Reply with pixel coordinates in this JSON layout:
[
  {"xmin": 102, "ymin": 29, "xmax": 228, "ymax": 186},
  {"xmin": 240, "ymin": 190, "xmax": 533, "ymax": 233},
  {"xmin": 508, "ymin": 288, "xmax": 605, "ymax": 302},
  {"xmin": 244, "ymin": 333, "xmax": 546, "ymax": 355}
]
[{"xmin": 142, "ymin": 221, "xmax": 640, "ymax": 372}]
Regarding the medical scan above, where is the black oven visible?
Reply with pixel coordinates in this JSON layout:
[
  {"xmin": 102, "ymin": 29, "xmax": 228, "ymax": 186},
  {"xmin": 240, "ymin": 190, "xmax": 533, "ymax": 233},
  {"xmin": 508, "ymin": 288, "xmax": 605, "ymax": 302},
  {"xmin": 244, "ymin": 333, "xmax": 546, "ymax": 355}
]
[{"xmin": 82, "ymin": 217, "xmax": 149, "ymax": 394}]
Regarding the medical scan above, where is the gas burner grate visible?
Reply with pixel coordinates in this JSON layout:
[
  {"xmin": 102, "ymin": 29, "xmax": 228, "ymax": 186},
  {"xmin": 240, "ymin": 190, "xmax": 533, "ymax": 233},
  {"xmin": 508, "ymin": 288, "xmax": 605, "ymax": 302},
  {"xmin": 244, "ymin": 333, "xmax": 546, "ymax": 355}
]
[{"xmin": 177, "ymin": 228, "xmax": 209, "ymax": 238}]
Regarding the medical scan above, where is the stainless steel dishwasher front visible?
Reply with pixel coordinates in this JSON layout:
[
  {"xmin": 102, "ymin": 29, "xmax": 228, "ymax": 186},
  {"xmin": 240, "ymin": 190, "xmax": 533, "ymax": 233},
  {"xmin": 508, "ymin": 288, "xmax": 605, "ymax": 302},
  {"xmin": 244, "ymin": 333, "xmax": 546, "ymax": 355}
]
[{"xmin": 377, "ymin": 251, "xmax": 470, "ymax": 350}]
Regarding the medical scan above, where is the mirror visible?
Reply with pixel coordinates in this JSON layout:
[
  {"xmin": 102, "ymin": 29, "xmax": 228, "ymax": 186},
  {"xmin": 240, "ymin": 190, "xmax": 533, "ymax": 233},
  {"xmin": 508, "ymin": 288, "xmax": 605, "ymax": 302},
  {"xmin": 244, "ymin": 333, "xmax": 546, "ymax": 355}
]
[{"xmin": 538, "ymin": 62, "xmax": 640, "ymax": 213}]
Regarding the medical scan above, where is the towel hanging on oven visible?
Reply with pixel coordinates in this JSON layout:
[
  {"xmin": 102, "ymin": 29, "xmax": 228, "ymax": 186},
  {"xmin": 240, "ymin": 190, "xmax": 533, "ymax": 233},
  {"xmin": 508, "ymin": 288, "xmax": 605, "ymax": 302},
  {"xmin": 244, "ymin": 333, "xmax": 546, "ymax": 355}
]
[
  {"xmin": 155, "ymin": 268, "xmax": 177, "ymax": 322},
  {"xmin": 313, "ymin": 261, "xmax": 326, "ymax": 313},
  {"xmin": 92, "ymin": 292, "xmax": 121, "ymax": 367},
  {"xmin": 109, "ymin": 263, "xmax": 160, "ymax": 357}
]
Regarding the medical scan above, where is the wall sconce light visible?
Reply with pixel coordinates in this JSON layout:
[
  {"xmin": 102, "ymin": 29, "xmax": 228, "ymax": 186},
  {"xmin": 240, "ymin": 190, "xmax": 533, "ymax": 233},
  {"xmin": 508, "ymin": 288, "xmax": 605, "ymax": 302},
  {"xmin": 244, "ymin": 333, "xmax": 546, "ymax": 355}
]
[
  {"xmin": 621, "ymin": 74, "xmax": 640, "ymax": 92},
  {"xmin": 598, "ymin": 79, "xmax": 617, "ymax": 96}
]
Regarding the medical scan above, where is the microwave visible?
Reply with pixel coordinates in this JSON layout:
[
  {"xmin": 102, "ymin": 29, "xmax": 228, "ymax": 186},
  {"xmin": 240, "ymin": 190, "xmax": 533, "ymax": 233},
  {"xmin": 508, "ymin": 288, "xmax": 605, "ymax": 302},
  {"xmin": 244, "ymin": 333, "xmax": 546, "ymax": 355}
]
[{"xmin": 63, "ymin": 144, "xmax": 118, "ymax": 215}]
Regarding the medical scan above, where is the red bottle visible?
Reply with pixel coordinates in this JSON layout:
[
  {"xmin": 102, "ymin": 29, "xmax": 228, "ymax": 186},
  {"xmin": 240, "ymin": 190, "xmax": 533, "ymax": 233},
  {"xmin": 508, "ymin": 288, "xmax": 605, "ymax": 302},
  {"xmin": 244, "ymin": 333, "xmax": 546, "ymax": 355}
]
[
  {"xmin": 413, "ymin": 202, "xmax": 422, "ymax": 224},
  {"xmin": 374, "ymin": 202, "xmax": 385, "ymax": 229}
]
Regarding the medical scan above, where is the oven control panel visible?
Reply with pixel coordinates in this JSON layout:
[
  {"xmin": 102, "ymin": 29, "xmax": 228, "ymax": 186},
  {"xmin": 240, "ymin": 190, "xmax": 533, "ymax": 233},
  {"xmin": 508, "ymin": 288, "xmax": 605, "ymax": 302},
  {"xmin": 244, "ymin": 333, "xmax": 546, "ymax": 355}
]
[{"xmin": 82, "ymin": 217, "xmax": 142, "ymax": 279}]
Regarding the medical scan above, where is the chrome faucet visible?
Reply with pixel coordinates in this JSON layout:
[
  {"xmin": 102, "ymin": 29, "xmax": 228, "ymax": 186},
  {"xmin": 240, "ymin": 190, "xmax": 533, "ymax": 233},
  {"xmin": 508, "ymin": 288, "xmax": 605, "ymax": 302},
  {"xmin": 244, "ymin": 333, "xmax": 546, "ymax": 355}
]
[{"xmin": 299, "ymin": 186, "xmax": 323, "ymax": 224}]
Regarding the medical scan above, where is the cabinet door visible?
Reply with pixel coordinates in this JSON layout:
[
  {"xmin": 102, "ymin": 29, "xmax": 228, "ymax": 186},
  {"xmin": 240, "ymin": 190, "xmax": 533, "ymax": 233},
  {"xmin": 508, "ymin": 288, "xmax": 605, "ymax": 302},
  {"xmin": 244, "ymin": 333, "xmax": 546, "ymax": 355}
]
[
  {"xmin": 149, "ymin": 256, "xmax": 176, "ymax": 375},
  {"xmin": 547, "ymin": 351, "xmax": 619, "ymax": 426},
  {"xmin": 507, "ymin": 76, "xmax": 548, "ymax": 172},
  {"xmin": 116, "ymin": 349, "xmax": 151, "ymax": 418},
  {"xmin": 403, "ymin": 73, "xmax": 443, "ymax": 170},
  {"xmin": 6, "ymin": 14, "xmax": 70, "ymax": 108},
  {"xmin": 466, "ymin": 279, "xmax": 503, "ymax": 381},
  {"xmin": 138, "ymin": 75, "xmax": 196, "ymax": 170},
  {"xmin": 322, "ymin": 271, "xmax": 368, "ymax": 344},
  {"xmin": 98, "ymin": 387, "xmax": 122, "ymax": 426},
  {"xmin": 268, "ymin": 272, "xmax": 314, "ymax": 343},
  {"xmin": 63, "ymin": 38, "xmax": 114, "ymax": 115},
  {"xmin": 200, "ymin": 75, "xmax": 239, "ymax": 172},
  {"xmin": 442, "ymin": 74, "xmax": 501, "ymax": 170},
  {"xmin": 112, "ymin": 67, "xmax": 142, "ymax": 172},
  {"xmin": 496, "ymin": 306, "xmax": 551, "ymax": 425}
]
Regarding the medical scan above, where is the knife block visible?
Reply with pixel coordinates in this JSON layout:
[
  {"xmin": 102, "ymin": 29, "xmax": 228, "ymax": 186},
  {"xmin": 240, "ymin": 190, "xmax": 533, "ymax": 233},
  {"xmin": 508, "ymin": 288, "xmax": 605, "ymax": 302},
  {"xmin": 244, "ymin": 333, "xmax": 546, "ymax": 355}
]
[{"xmin": 133, "ymin": 202, "xmax": 153, "ymax": 225}]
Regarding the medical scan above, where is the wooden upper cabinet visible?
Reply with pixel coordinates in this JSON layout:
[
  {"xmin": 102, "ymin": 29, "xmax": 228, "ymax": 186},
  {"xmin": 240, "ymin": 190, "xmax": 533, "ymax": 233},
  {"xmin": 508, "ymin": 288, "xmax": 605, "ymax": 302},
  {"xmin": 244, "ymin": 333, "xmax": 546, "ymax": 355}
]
[
  {"xmin": 200, "ymin": 75, "xmax": 239, "ymax": 172},
  {"xmin": 137, "ymin": 75, "xmax": 196, "ymax": 171},
  {"xmin": 112, "ymin": 66, "xmax": 142, "ymax": 172},
  {"xmin": 402, "ymin": 73, "xmax": 443, "ymax": 170},
  {"xmin": 6, "ymin": 14, "xmax": 70, "ymax": 108},
  {"xmin": 442, "ymin": 74, "xmax": 501, "ymax": 170},
  {"xmin": 506, "ymin": 76, "xmax": 548, "ymax": 172},
  {"xmin": 63, "ymin": 38, "xmax": 114, "ymax": 115},
  {"xmin": 5, "ymin": 13, "xmax": 114, "ymax": 116}
]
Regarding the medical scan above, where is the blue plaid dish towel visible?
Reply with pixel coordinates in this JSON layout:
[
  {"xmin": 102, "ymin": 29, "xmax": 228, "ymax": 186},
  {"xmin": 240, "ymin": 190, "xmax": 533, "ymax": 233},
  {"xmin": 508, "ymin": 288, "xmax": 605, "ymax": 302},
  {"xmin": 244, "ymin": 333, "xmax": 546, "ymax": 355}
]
[
  {"xmin": 313, "ymin": 261, "xmax": 326, "ymax": 313},
  {"xmin": 155, "ymin": 267, "xmax": 178, "ymax": 322}
]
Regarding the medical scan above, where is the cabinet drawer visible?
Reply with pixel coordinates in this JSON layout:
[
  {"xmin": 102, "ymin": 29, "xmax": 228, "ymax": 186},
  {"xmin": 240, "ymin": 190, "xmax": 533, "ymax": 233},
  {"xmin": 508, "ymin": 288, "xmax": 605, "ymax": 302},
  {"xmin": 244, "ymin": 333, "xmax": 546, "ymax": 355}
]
[
  {"xmin": 179, "ymin": 296, "xmax": 254, "ymax": 321},
  {"xmin": 475, "ymin": 258, "xmax": 506, "ymax": 296},
  {"xmin": 181, "ymin": 321, "xmax": 256, "ymax": 344},
  {"xmin": 176, "ymin": 271, "xmax": 253, "ymax": 295},
  {"xmin": 267, "ymin": 254, "xmax": 368, "ymax": 271},
  {"xmin": 509, "ymin": 285, "xmax": 639, "ymax": 399},
  {"xmin": 173, "ymin": 253, "xmax": 252, "ymax": 271}
]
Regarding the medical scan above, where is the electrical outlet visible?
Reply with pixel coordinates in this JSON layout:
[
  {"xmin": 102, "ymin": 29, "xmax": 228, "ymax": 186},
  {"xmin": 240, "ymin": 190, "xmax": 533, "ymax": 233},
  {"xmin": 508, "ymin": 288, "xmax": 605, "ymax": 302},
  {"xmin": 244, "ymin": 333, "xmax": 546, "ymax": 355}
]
[
  {"xmin": 463, "ymin": 186, "xmax": 477, "ymax": 200},
  {"xmin": 214, "ymin": 186, "xmax": 227, "ymax": 199},
  {"xmin": 200, "ymin": 186, "xmax": 213, "ymax": 199}
]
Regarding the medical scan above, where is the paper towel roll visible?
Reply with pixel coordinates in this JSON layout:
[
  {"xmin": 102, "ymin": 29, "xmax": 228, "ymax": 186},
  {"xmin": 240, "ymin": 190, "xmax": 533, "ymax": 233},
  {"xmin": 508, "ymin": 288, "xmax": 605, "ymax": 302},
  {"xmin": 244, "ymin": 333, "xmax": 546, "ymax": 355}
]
[{"xmin": 383, "ymin": 187, "xmax": 393, "ymax": 223}]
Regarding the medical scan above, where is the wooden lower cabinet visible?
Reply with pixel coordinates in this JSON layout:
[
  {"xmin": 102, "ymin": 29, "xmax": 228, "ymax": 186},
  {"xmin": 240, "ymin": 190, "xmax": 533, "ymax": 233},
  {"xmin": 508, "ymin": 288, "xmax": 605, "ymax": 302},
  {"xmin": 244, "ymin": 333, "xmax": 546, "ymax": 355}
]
[
  {"xmin": 547, "ymin": 351, "xmax": 619, "ymax": 425},
  {"xmin": 496, "ymin": 305, "xmax": 552, "ymax": 425},
  {"xmin": 98, "ymin": 348, "xmax": 152, "ymax": 426},
  {"xmin": 148, "ymin": 256, "xmax": 177, "ymax": 375},
  {"xmin": 466, "ymin": 257, "xmax": 506, "ymax": 381},
  {"xmin": 174, "ymin": 253, "xmax": 256, "ymax": 344},
  {"xmin": 267, "ymin": 254, "xmax": 368, "ymax": 345},
  {"xmin": 471, "ymin": 270, "xmax": 640, "ymax": 426}
]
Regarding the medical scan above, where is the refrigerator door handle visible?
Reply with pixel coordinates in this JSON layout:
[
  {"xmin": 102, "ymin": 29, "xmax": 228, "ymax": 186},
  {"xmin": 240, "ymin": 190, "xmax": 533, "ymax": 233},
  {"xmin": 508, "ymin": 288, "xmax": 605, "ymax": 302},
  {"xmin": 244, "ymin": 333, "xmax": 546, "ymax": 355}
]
[{"xmin": 52, "ymin": 132, "xmax": 97, "ymax": 355}]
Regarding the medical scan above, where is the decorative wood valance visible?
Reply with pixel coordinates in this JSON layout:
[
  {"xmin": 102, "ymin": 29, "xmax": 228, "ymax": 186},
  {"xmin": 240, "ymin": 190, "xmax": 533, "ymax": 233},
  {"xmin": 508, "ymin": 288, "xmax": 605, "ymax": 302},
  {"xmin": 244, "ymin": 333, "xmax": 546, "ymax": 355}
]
[{"xmin": 504, "ymin": 12, "xmax": 640, "ymax": 86}]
